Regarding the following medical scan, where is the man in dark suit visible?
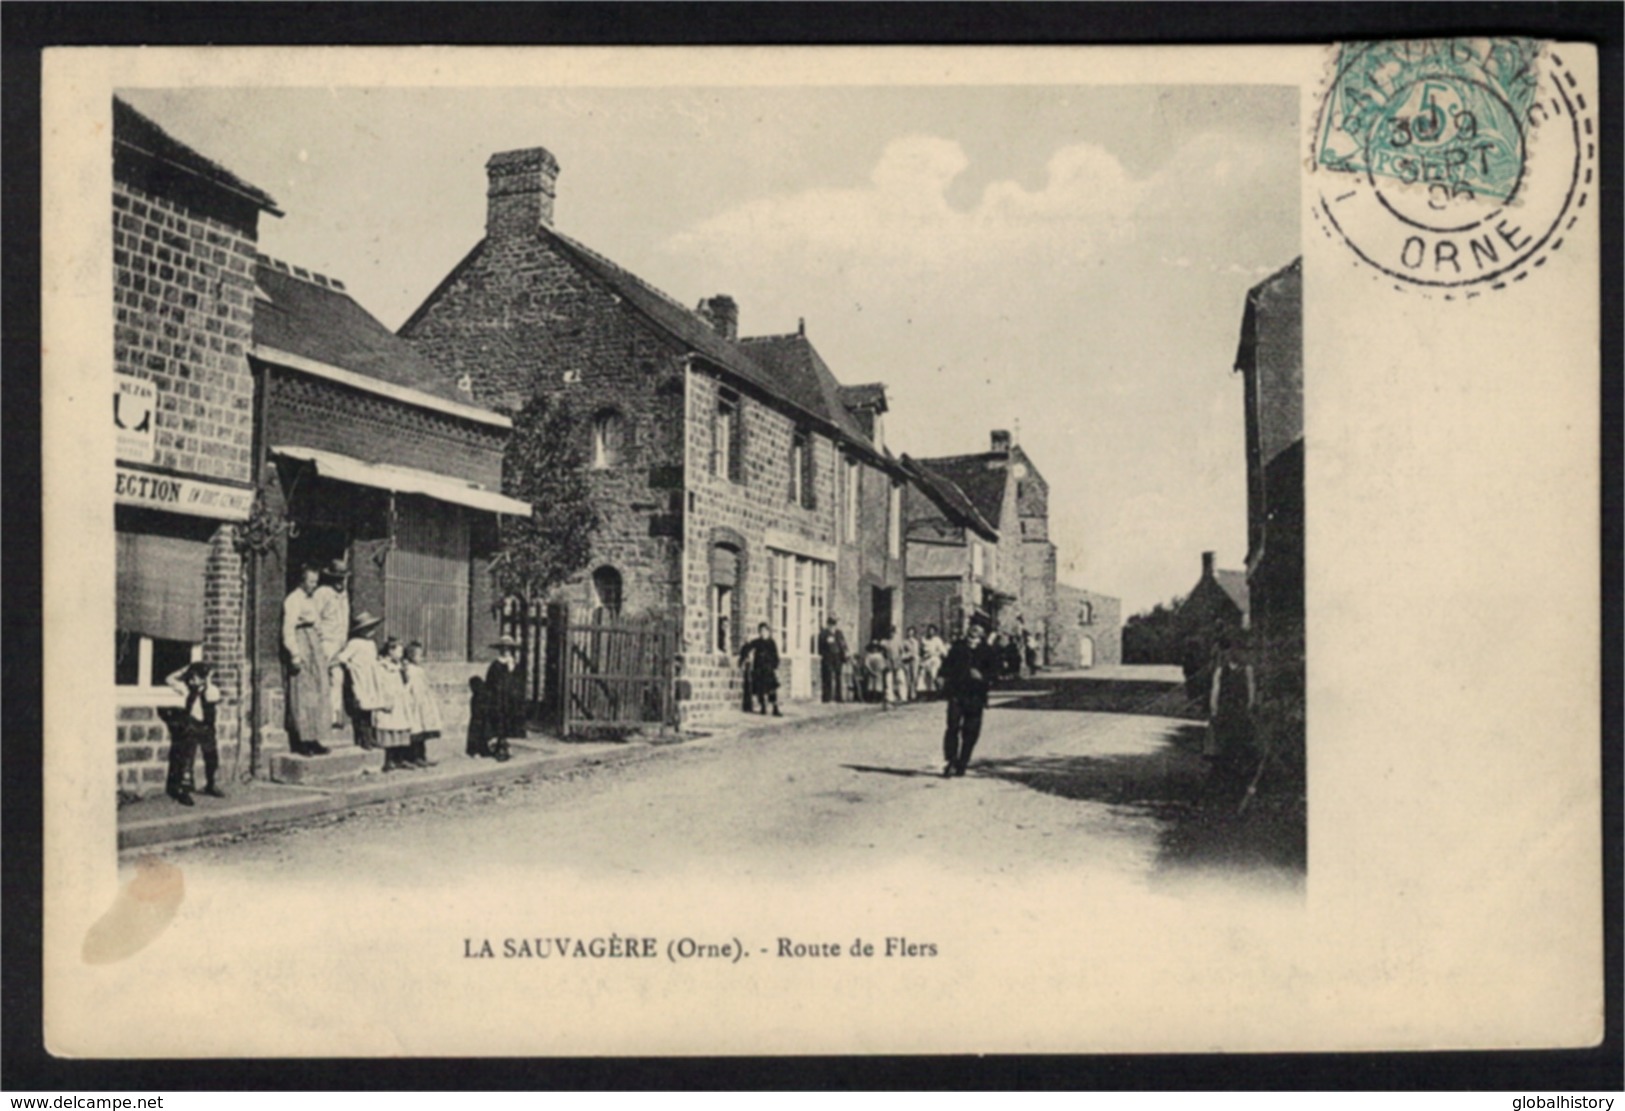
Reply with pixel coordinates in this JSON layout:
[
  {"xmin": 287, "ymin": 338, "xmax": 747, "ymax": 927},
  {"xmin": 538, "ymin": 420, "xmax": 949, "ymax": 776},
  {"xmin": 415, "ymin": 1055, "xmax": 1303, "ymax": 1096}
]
[
  {"xmin": 940, "ymin": 618, "xmax": 1000, "ymax": 778},
  {"xmin": 817, "ymin": 616, "xmax": 849, "ymax": 703}
]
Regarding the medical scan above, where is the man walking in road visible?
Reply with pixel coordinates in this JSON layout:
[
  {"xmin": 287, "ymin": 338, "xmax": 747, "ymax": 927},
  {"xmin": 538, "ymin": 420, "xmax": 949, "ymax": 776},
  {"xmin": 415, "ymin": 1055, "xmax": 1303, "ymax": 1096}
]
[
  {"xmin": 940, "ymin": 618, "xmax": 999, "ymax": 777},
  {"xmin": 818, "ymin": 616, "xmax": 849, "ymax": 703}
]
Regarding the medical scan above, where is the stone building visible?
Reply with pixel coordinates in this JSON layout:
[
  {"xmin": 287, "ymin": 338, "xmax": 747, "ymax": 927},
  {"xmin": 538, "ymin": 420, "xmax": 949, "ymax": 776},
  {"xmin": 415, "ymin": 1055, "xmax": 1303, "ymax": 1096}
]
[
  {"xmin": 898, "ymin": 455, "xmax": 1000, "ymax": 638},
  {"xmin": 399, "ymin": 146, "xmax": 905, "ymax": 720},
  {"xmin": 112, "ymin": 98, "xmax": 278, "ymax": 796},
  {"xmin": 915, "ymin": 430, "xmax": 1058, "ymax": 658},
  {"xmin": 1234, "ymin": 257, "xmax": 1305, "ymax": 775},
  {"xmin": 248, "ymin": 256, "xmax": 530, "ymax": 781},
  {"xmin": 1052, "ymin": 584, "xmax": 1122, "ymax": 669},
  {"xmin": 1236, "ymin": 258, "xmax": 1304, "ymax": 656}
]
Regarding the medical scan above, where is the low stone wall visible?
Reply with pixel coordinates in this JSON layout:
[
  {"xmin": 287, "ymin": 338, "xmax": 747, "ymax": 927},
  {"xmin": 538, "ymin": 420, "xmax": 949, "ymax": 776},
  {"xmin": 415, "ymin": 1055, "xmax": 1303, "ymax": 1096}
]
[{"xmin": 116, "ymin": 700, "xmax": 243, "ymax": 799}]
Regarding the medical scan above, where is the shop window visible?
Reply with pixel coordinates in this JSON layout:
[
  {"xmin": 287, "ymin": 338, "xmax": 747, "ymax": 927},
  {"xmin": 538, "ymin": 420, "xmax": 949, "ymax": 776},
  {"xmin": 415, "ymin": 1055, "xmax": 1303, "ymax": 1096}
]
[
  {"xmin": 115, "ymin": 514, "xmax": 210, "ymax": 686},
  {"xmin": 116, "ymin": 631, "xmax": 202, "ymax": 688},
  {"xmin": 591, "ymin": 566, "xmax": 623, "ymax": 617},
  {"xmin": 592, "ymin": 408, "xmax": 625, "ymax": 469}
]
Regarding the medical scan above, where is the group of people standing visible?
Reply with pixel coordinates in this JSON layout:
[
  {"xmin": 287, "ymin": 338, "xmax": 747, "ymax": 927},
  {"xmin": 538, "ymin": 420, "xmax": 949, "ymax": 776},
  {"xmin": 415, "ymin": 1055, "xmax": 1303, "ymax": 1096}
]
[
  {"xmin": 280, "ymin": 561, "xmax": 442, "ymax": 774},
  {"xmin": 277, "ymin": 561, "xmax": 528, "ymax": 787},
  {"xmin": 813, "ymin": 618, "xmax": 952, "ymax": 708}
]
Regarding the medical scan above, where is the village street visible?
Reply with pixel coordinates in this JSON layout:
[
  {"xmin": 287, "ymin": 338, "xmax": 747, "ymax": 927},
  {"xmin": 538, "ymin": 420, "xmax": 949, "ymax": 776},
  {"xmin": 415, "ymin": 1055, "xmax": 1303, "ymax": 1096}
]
[{"xmin": 157, "ymin": 672, "xmax": 1304, "ymax": 889}]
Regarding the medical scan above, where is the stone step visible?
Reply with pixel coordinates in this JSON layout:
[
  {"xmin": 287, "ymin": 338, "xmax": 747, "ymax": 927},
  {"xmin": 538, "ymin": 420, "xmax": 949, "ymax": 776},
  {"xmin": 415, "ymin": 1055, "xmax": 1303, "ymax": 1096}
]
[{"xmin": 268, "ymin": 747, "xmax": 379, "ymax": 785}]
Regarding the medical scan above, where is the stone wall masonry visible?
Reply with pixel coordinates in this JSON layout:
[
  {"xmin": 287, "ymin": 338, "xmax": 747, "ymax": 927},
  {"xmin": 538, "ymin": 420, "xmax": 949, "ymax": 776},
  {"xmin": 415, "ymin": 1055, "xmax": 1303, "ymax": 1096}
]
[
  {"xmin": 113, "ymin": 180, "xmax": 256, "ymax": 486},
  {"xmin": 681, "ymin": 368, "xmax": 842, "ymax": 722},
  {"xmin": 401, "ymin": 232, "xmax": 688, "ymax": 626}
]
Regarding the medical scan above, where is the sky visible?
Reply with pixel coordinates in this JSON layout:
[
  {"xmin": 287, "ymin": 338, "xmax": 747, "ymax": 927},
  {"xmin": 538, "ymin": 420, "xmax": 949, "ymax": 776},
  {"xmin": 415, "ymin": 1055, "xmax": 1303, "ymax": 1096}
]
[{"xmin": 119, "ymin": 84, "xmax": 1299, "ymax": 616}]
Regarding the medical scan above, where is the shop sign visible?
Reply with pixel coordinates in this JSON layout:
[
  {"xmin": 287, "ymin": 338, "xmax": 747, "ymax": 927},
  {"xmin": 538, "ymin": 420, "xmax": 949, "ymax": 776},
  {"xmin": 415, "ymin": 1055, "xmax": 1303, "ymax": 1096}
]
[
  {"xmin": 115, "ymin": 466, "xmax": 254, "ymax": 520},
  {"xmin": 114, "ymin": 374, "xmax": 156, "ymax": 462}
]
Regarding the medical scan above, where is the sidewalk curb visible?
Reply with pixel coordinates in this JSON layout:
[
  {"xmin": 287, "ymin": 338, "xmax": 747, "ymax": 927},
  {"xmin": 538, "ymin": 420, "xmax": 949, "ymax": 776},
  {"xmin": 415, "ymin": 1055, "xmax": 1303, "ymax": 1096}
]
[
  {"xmin": 116, "ymin": 700, "xmax": 906, "ymax": 854},
  {"xmin": 117, "ymin": 742, "xmax": 656, "ymax": 854}
]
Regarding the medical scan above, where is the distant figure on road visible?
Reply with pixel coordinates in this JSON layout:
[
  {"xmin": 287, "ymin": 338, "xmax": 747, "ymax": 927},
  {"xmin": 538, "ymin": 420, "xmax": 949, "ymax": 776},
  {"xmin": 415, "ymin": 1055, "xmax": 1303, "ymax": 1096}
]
[
  {"xmin": 940, "ymin": 620, "xmax": 999, "ymax": 777},
  {"xmin": 862, "ymin": 638, "xmax": 893, "ymax": 708},
  {"xmin": 739, "ymin": 622, "xmax": 782, "ymax": 716},
  {"xmin": 1023, "ymin": 629, "xmax": 1039, "ymax": 676},
  {"xmin": 1206, "ymin": 634, "xmax": 1257, "ymax": 796},
  {"xmin": 917, "ymin": 624, "xmax": 946, "ymax": 697},
  {"xmin": 898, "ymin": 626, "xmax": 920, "ymax": 702},
  {"xmin": 818, "ymin": 616, "xmax": 849, "ymax": 703}
]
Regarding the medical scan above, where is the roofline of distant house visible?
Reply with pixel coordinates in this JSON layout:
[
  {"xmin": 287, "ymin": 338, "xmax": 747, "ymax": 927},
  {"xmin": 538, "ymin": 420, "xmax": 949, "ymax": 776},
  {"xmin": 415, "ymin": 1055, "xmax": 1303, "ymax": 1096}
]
[
  {"xmin": 899, "ymin": 455, "xmax": 999, "ymax": 542},
  {"xmin": 251, "ymin": 344, "xmax": 512, "ymax": 429}
]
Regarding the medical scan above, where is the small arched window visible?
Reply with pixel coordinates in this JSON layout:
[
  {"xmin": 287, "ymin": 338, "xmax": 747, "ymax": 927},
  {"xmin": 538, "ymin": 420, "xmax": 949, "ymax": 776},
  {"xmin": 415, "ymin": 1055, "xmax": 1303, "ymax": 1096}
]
[
  {"xmin": 1079, "ymin": 602, "xmax": 1094, "ymax": 626},
  {"xmin": 591, "ymin": 408, "xmax": 625, "ymax": 469},
  {"xmin": 591, "ymin": 566, "xmax": 623, "ymax": 617}
]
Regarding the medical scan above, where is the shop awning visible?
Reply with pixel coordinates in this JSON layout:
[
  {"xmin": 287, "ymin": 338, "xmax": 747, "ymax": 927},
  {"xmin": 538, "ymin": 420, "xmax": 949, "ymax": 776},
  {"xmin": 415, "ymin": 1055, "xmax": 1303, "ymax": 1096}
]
[{"xmin": 272, "ymin": 445, "xmax": 532, "ymax": 517}]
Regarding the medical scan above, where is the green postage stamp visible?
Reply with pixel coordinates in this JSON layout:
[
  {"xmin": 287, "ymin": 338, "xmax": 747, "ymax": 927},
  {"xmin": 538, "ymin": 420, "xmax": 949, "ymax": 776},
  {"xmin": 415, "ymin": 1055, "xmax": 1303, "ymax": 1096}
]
[{"xmin": 1314, "ymin": 37, "xmax": 1594, "ymax": 294}]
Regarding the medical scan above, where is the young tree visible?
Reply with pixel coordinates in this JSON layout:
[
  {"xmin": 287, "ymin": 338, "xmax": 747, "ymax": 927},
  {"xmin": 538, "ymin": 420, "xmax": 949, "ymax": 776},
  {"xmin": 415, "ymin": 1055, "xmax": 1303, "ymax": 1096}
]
[{"xmin": 491, "ymin": 394, "xmax": 600, "ymax": 603}]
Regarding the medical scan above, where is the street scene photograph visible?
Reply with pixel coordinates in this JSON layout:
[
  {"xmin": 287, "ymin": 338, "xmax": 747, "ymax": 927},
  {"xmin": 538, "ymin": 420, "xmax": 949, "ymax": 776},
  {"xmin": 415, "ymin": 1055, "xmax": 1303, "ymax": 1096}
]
[{"xmin": 103, "ymin": 77, "xmax": 1305, "ymax": 897}]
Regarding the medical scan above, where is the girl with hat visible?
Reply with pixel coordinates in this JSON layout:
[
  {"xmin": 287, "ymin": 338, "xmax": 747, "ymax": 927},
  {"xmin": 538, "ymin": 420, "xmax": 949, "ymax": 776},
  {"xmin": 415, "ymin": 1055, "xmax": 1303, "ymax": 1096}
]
[
  {"xmin": 373, "ymin": 637, "xmax": 417, "ymax": 772},
  {"xmin": 334, "ymin": 611, "xmax": 390, "ymax": 754},
  {"xmin": 473, "ymin": 635, "xmax": 525, "ymax": 761},
  {"xmin": 402, "ymin": 640, "xmax": 442, "ymax": 768}
]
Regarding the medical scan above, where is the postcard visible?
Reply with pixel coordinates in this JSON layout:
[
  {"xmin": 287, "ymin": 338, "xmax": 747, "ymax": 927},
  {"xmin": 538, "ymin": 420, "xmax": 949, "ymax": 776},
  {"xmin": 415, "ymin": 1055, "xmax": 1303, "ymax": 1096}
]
[{"xmin": 40, "ymin": 43, "xmax": 1601, "ymax": 1056}]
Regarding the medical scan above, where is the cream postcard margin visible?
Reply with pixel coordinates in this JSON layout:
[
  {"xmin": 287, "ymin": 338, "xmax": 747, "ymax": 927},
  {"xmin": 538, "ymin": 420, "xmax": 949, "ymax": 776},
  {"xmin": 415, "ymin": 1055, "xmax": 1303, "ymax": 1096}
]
[{"xmin": 41, "ymin": 46, "xmax": 1601, "ymax": 1055}]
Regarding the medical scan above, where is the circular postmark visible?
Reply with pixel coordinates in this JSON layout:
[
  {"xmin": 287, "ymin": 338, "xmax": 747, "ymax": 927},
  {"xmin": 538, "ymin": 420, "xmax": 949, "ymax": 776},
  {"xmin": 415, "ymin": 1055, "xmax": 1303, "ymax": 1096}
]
[{"xmin": 1313, "ymin": 38, "xmax": 1594, "ymax": 295}]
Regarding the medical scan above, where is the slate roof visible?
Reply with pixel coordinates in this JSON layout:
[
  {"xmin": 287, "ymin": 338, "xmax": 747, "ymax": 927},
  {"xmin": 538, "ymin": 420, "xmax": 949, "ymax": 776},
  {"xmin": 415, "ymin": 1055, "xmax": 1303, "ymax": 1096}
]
[
  {"xmin": 900, "ymin": 456, "xmax": 998, "ymax": 541},
  {"xmin": 911, "ymin": 451, "xmax": 1009, "ymax": 529},
  {"xmin": 254, "ymin": 258, "xmax": 486, "ymax": 409},
  {"xmin": 402, "ymin": 226, "xmax": 893, "ymax": 461},
  {"xmin": 738, "ymin": 333, "xmax": 873, "ymax": 446},
  {"xmin": 1213, "ymin": 569, "xmax": 1251, "ymax": 615},
  {"xmin": 113, "ymin": 98, "xmax": 282, "ymax": 215}
]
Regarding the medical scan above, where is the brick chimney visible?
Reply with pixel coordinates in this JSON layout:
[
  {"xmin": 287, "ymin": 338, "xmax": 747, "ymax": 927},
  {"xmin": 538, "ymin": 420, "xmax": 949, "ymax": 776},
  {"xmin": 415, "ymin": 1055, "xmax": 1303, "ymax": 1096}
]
[
  {"xmin": 990, "ymin": 429, "xmax": 1012, "ymax": 453},
  {"xmin": 486, "ymin": 147, "xmax": 559, "ymax": 236},
  {"xmin": 1202, "ymin": 551, "xmax": 1215, "ymax": 578},
  {"xmin": 696, "ymin": 295, "xmax": 739, "ymax": 341}
]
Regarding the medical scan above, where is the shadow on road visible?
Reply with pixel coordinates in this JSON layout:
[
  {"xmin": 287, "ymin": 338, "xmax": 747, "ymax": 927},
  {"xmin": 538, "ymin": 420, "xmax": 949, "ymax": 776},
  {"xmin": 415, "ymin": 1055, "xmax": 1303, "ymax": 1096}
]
[
  {"xmin": 992, "ymin": 675, "xmax": 1203, "ymax": 719},
  {"xmin": 841, "ymin": 763, "xmax": 941, "ymax": 779},
  {"xmin": 973, "ymin": 722, "xmax": 1306, "ymax": 878}
]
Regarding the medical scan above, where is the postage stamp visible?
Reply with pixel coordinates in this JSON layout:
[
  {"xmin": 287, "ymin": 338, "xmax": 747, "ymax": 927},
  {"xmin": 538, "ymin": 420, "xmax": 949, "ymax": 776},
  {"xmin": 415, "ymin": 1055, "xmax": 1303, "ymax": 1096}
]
[{"xmin": 1313, "ymin": 37, "xmax": 1595, "ymax": 295}]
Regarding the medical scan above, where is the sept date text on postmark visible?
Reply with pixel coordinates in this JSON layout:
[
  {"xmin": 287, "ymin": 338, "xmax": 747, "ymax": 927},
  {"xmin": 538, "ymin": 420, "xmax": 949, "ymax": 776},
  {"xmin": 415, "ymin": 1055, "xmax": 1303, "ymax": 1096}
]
[{"xmin": 1314, "ymin": 38, "xmax": 1593, "ymax": 295}]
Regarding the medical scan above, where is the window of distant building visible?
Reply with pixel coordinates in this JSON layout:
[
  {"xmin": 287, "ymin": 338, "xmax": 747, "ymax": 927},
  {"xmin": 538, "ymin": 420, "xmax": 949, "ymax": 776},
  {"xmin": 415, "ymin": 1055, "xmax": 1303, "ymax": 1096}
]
[
  {"xmin": 1079, "ymin": 602, "xmax": 1094, "ymax": 626},
  {"xmin": 591, "ymin": 408, "xmax": 625, "ymax": 469},
  {"xmin": 711, "ymin": 390, "xmax": 743, "ymax": 483},
  {"xmin": 709, "ymin": 542, "xmax": 741, "ymax": 653},
  {"xmin": 790, "ymin": 430, "xmax": 817, "ymax": 510},
  {"xmin": 842, "ymin": 456, "xmax": 860, "ymax": 543},
  {"xmin": 887, "ymin": 481, "xmax": 902, "ymax": 559}
]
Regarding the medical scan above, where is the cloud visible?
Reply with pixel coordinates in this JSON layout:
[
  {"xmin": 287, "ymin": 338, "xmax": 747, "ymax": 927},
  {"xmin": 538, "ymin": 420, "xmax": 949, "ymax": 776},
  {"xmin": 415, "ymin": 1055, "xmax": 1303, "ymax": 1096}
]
[{"xmin": 665, "ymin": 133, "xmax": 1143, "ymax": 282}]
